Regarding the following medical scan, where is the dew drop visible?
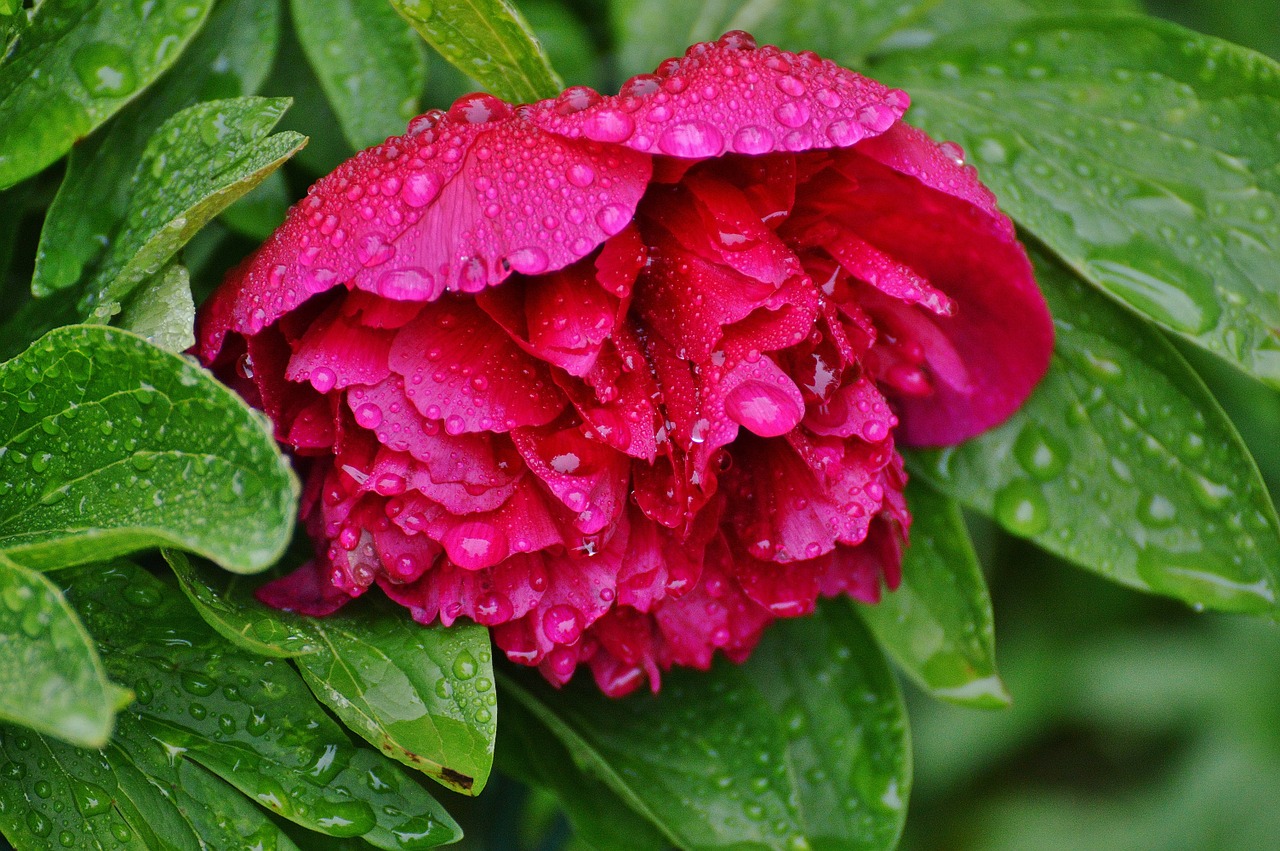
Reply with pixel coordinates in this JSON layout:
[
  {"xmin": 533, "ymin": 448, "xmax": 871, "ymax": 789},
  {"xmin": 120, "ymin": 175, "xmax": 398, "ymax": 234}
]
[
  {"xmin": 993, "ymin": 479, "xmax": 1050, "ymax": 536},
  {"xmin": 72, "ymin": 43, "xmax": 137, "ymax": 98},
  {"xmin": 581, "ymin": 108, "xmax": 635, "ymax": 143}
]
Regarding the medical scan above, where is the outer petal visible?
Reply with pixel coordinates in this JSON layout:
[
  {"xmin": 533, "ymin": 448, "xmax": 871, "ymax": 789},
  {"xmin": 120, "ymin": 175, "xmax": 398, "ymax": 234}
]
[
  {"xmin": 526, "ymin": 34, "xmax": 908, "ymax": 158},
  {"xmin": 198, "ymin": 103, "xmax": 651, "ymax": 358},
  {"xmin": 798, "ymin": 145, "xmax": 1052, "ymax": 445}
]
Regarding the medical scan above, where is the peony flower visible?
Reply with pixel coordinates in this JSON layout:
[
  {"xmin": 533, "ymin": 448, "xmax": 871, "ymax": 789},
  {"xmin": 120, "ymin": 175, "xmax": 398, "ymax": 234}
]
[{"xmin": 197, "ymin": 32, "xmax": 1052, "ymax": 696}]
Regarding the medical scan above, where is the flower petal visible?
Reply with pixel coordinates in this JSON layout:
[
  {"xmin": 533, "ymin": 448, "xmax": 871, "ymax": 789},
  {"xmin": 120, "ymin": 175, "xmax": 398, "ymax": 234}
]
[
  {"xmin": 527, "ymin": 34, "xmax": 908, "ymax": 158},
  {"xmin": 797, "ymin": 145, "xmax": 1052, "ymax": 445},
  {"xmin": 198, "ymin": 105, "xmax": 651, "ymax": 358},
  {"xmin": 388, "ymin": 297, "xmax": 565, "ymax": 433}
]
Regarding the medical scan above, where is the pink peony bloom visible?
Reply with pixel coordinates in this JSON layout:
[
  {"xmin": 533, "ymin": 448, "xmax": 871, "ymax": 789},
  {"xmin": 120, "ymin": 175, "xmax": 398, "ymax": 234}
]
[{"xmin": 198, "ymin": 33, "xmax": 1052, "ymax": 696}]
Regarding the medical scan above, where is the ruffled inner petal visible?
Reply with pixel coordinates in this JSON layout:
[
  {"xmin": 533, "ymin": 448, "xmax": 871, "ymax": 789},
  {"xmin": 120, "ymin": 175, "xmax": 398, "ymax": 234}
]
[{"xmin": 388, "ymin": 297, "xmax": 565, "ymax": 433}]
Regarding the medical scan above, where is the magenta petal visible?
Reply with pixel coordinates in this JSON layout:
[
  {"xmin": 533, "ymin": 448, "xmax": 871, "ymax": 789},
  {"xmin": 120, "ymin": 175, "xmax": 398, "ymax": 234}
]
[
  {"xmin": 256, "ymin": 560, "xmax": 353, "ymax": 617},
  {"xmin": 200, "ymin": 109, "xmax": 651, "ymax": 354},
  {"xmin": 853, "ymin": 122, "xmax": 1005, "ymax": 225},
  {"xmin": 388, "ymin": 298, "xmax": 565, "ymax": 433},
  {"xmin": 805, "ymin": 376, "xmax": 898, "ymax": 442},
  {"xmin": 653, "ymin": 536, "xmax": 771, "ymax": 669},
  {"xmin": 805, "ymin": 147, "xmax": 1052, "ymax": 445},
  {"xmin": 527, "ymin": 37, "xmax": 907, "ymax": 158},
  {"xmin": 719, "ymin": 356, "xmax": 805, "ymax": 439},
  {"xmin": 286, "ymin": 302, "xmax": 395, "ymax": 391},
  {"xmin": 512, "ymin": 424, "xmax": 630, "ymax": 533},
  {"xmin": 735, "ymin": 554, "xmax": 820, "ymax": 618},
  {"xmin": 346, "ymin": 378, "xmax": 520, "ymax": 487}
]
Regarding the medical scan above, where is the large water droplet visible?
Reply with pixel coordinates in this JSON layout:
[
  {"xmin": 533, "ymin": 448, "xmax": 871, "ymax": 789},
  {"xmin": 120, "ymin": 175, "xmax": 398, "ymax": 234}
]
[
  {"xmin": 1013, "ymin": 424, "xmax": 1068, "ymax": 481},
  {"xmin": 72, "ymin": 43, "xmax": 137, "ymax": 98},
  {"xmin": 993, "ymin": 479, "xmax": 1050, "ymax": 536},
  {"xmin": 657, "ymin": 120, "xmax": 725, "ymax": 158},
  {"xmin": 725, "ymin": 379, "xmax": 804, "ymax": 437},
  {"xmin": 1089, "ymin": 240, "xmax": 1220, "ymax": 334},
  {"xmin": 581, "ymin": 108, "xmax": 635, "ymax": 143}
]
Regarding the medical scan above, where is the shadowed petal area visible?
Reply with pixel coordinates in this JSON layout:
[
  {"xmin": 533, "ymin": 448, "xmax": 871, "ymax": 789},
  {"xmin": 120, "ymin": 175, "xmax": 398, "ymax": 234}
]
[{"xmin": 790, "ymin": 143, "xmax": 1051, "ymax": 446}]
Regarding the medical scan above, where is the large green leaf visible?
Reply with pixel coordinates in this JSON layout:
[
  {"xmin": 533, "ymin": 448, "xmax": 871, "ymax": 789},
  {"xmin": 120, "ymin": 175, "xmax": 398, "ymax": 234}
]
[
  {"xmin": 389, "ymin": 0, "xmax": 561, "ymax": 103},
  {"xmin": 0, "ymin": 325, "xmax": 298, "ymax": 573},
  {"xmin": 875, "ymin": 16, "xmax": 1280, "ymax": 388},
  {"xmin": 859, "ymin": 481, "xmax": 1009, "ymax": 709},
  {"xmin": 0, "ymin": 722, "xmax": 303, "ymax": 851},
  {"xmin": 611, "ymin": 0, "xmax": 932, "ymax": 80},
  {"xmin": 64, "ymin": 561, "xmax": 462, "ymax": 849},
  {"xmin": 291, "ymin": 0, "xmax": 428, "ymax": 151},
  {"xmin": 504, "ymin": 599, "xmax": 908, "ymax": 850},
  {"xmin": 82, "ymin": 96, "xmax": 306, "ymax": 322},
  {"xmin": 910, "ymin": 253, "xmax": 1280, "ymax": 614},
  {"xmin": 0, "ymin": 0, "xmax": 214, "ymax": 188},
  {"xmin": 31, "ymin": 0, "xmax": 281, "ymax": 298},
  {"xmin": 167, "ymin": 552, "xmax": 497, "ymax": 795},
  {"xmin": 0, "ymin": 552, "xmax": 125, "ymax": 748}
]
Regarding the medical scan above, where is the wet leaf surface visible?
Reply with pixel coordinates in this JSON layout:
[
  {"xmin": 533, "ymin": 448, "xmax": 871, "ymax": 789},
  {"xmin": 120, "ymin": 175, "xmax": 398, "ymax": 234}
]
[
  {"xmin": 0, "ymin": 552, "xmax": 125, "ymax": 748},
  {"xmin": 504, "ymin": 599, "xmax": 909, "ymax": 850},
  {"xmin": 168, "ymin": 552, "xmax": 497, "ymax": 795},
  {"xmin": 0, "ymin": 326, "xmax": 298, "ymax": 573},
  {"xmin": 0, "ymin": 0, "xmax": 214, "ymax": 188},
  {"xmin": 910, "ymin": 253, "xmax": 1280, "ymax": 614},
  {"xmin": 860, "ymin": 481, "xmax": 1009, "ymax": 709}
]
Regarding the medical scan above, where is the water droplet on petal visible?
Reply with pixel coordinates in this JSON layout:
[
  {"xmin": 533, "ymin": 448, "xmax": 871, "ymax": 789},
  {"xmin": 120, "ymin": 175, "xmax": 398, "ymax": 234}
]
[
  {"xmin": 566, "ymin": 163, "xmax": 595, "ymax": 187},
  {"xmin": 542, "ymin": 605, "xmax": 584, "ymax": 644},
  {"xmin": 657, "ymin": 120, "xmax": 724, "ymax": 157},
  {"xmin": 725, "ymin": 379, "xmax": 804, "ymax": 437},
  {"xmin": 732, "ymin": 125, "xmax": 775, "ymax": 154},
  {"xmin": 310, "ymin": 367, "xmax": 337, "ymax": 393},
  {"xmin": 400, "ymin": 172, "xmax": 441, "ymax": 207},
  {"xmin": 507, "ymin": 246, "xmax": 549, "ymax": 274},
  {"xmin": 582, "ymin": 108, "xmax": 635, "ymax": 143},
  {"xmin": 448, "ymin": 92, "xmax": 511, "ymax": 124},
  {"xmin": 857, "ymin": 103, "xmax": 898, "ymax": 132},
  {"xmin": 595, "ymin": 204, "xmax": 631, "ymax": 236},
  {"xmin": 354, "ymin": 403, "xmax": 383, "ymax": 429}
]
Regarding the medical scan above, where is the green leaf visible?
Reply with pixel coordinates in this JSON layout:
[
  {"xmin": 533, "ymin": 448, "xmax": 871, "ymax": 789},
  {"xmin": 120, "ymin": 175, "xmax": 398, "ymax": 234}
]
[
  {"xmin": 31, "ymin": 0, "xmax": 281, "ymax": 298},
  {"xmin": 896, "ymin": 0, "xmax": 1141, "ymax": 49},
  {"xmin": 860, "ymin": 481, "xmax": 1009, "ymax": 709},
  {"xmin": 167, "ymin": 552, "xmax": 497, "ymax": 795},
  {"xmin": 389, "ymin": 0, "xmax": 562, "ymax": 103},
  {"xmin": 291, "ymin": 0, "xmax": 429, "ymax": 151},
  {"xmin": 0, "ymin": 325, "xmax": 299, "ymax": 573},
  {"xmin": 909, "ymin": 253, "xmax": 1280, "ymax": 614},
  {"xmin": 116, "ymin": 263, "xmax": 196, "ymax": 354},
  {"xmin": 875, "ymin": 16, "xmax": 1280, "ymax": 388},
  {"xmin": 0, "ymin": 0, "xmax": 214, "ymax": 188},
  {"xmin": 0, "ymin": 552, "xmax": 124, "ymax": 748},
  {"xmin": 503, "ymin": 599, "xmax": 909, "ymax": 850},
  {"xmin": 611, "ymin": 0, "xmax": 932, "ymax": 79},
  {"xmin": 65, "ymin": 561, "xmax": 462, "ymax": 849},
  {"xmin": 0, "ymin": 721, "xmax": 304, "ymax": 851},
  {"xmin": 497, "ymin": 698, "xmax": 669, "ymax": 850},
  {"xmin": 83, "ymin": 96, "xmax": 307, "ymax": 322}
]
